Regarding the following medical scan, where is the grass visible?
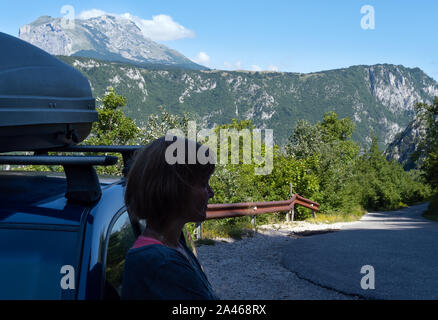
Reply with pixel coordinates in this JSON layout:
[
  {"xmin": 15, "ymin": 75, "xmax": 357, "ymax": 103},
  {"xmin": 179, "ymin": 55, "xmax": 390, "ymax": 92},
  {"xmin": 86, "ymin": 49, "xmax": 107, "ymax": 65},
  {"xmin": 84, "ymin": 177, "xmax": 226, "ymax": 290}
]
[
  {"xmin": 422, "ymin": 193, "xmax": 438, "ymax": 222},
  {"xmin": 198, "ymin": 216, "xmax": 255, "ymax": 240},
  {"xmin": 305, "ymin": 206, "xmax": 367, "ymax": 224},
  {"xmin": 193, "ymin": 225, "xmax": 255, "ymax": 245},
  {"xmin": 306, "ymin": 213, "xmax": 361, "ymax": 224},
  {"xmin": 195, "ymin": 238, "xmax": 216, "ymax": 246}
]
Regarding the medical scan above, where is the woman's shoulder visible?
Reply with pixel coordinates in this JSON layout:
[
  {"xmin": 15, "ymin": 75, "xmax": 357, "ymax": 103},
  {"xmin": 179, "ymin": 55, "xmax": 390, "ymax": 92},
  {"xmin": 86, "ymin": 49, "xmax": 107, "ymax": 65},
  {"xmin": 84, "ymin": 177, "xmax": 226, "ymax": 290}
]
[
  {"xmin": 126, "ymin": 244, "xmax": 189, "ymax": 266},
  {"xmin": 127, "ymin": 244, "xmax": 171, "ymax": 258}
]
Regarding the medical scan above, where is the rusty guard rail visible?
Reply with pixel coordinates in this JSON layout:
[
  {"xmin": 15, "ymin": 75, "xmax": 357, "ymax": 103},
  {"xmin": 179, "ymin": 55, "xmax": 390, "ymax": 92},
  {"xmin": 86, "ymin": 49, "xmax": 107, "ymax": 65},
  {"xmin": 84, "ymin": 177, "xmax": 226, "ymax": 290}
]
[{"xmin": 205, "ymin": 194, "xmax": 320, "ymax": 220}]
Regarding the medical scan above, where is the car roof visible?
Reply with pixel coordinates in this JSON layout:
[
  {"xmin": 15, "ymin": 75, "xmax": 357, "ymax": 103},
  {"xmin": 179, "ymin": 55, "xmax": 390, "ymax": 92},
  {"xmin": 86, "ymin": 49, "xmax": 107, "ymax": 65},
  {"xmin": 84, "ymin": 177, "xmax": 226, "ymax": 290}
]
[{"xmin": 0, "ymin": 171, "xmax": 123, "ymax": 226}]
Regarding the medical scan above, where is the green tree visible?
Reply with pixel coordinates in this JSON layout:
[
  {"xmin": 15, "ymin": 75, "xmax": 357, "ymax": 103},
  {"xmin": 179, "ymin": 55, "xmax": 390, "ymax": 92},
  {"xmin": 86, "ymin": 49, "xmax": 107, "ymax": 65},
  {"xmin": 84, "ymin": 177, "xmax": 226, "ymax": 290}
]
[
  {"xmin": 412, "ymin": 97, "xmax": 438, "ymax": 217},
  {"xmin": 140, "ymin": 107, "xmax": 193, "ymax": 145},
  {"xmin": 346, "ymin": 135, "xmax": 431, "ymax": 211},
  {"xmin": 286, "ymin": 112, "xmax": 359, "ymax": 212},
  {"xmin": 284, "ymin": 111, "xmax": 431, "ymax": 214},
  {"xmin": 285, "ymin": 119, "xmax": 323, "ymax": 159},
  {"xmin": 320, "ymin": 111, "xmax": 355, "ymax": 142},
  {"xmin": 86, "ymin": 87, "xmax": 139, "ymax": 146},
  {"xmin": 209, "ymin": 119, "xmax": 260, "ymax": 203},
  {"xmin": 84, "ymin": 87, "xmax": 140, "ymax": 175},
  {"xmin": 412, "ymin": 98, "xmax": 438, "ymax": 189}
]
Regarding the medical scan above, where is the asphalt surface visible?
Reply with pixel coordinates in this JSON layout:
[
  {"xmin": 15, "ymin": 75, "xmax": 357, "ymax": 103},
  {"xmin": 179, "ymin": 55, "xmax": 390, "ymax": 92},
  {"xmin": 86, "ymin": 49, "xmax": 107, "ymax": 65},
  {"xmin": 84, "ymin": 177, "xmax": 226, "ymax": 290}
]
[{"xmin": 281, "ymin": 202, "xmax": 438, "ymax": 299}]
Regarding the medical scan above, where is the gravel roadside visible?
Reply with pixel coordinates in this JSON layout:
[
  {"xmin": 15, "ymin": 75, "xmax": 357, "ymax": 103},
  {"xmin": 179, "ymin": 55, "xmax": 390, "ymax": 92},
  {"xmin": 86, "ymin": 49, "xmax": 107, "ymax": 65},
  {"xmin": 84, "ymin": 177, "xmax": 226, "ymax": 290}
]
[{"xmin": 195, "ymin": 221, "xmax": 361, "ymax": 300}]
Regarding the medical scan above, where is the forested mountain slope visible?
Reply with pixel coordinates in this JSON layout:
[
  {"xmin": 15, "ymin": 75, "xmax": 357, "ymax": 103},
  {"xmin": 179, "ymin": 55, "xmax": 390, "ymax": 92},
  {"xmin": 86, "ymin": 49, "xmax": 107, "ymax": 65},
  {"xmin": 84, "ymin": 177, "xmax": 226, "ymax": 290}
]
[{"xmin": 60, "ymin": 56, "xmax": 438, "ymax": 146}]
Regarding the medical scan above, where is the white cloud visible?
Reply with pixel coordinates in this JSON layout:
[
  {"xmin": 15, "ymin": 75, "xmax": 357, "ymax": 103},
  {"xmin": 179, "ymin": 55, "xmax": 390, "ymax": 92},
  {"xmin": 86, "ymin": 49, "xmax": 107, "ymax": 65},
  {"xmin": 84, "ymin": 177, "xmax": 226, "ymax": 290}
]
[
  {"xmin": 121, "ymin": 13, "xmax": 195, "ymax": 41},
  {"xmin": 223, "ymin": 61, "xmax": 233, "ymax": 69},
  {"xmin": 223, "ymin": 62, "xmax": 279, "ymax": 72},
  {"xmin": 77, "ymin": 9, "xmax": 108, "ymax": 20},
  {"xmin": 193, "ymin": 52, "xmax": 211, "ymax": 66},
  {"xmin": 77, "ymin": 9, "xmax": 195, "ymax": 41},
  {"xmin": 268, "ymin": 65, "xmax": 279, "ymax": 72},
  {"xmin": 224, "ymin": 61, "xmax": 243, "ymax": 70}
]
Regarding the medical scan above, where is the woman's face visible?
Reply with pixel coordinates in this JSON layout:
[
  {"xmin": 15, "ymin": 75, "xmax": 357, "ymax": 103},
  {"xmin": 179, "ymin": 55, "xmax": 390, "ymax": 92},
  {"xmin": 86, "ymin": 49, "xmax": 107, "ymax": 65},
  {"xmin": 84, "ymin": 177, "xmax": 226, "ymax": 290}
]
[{"xmin": 185, "ymin": 174, "xmax": 214, "ymax": 223}]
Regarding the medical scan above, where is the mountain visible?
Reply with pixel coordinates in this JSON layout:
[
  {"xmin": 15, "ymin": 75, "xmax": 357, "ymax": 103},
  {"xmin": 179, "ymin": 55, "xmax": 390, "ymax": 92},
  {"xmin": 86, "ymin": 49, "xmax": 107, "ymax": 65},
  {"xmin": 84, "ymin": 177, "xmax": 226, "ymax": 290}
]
[
  {"xmin": 18, "ymin": 15, "xmax": 206, "ymax": 70},
  {"xmin": 57, "ymin": 56, "xmax": 438, "ymax": 147},
  {"xmin": 385, "ymin": 116, "xmax": 427, "ymax": 170}
]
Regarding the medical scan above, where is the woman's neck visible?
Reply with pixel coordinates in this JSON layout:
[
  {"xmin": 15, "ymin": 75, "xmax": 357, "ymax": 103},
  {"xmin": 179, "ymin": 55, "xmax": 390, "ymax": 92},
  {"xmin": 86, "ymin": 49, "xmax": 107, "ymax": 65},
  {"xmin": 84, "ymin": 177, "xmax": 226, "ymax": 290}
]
[{"xmin": 142, "ymin": 222, "xmax": 184, "ymax": 248}]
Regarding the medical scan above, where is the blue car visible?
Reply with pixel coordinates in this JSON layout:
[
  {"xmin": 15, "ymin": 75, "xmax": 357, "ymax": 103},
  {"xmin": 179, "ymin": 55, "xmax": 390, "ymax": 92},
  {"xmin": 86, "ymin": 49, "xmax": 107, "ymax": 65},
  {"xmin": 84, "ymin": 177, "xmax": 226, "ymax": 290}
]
[
  {"xmin": 0, "ymin": 32, "xmax": 197, "ymax": 300},
  {"xmin": 0, "ymin": 147, "xmax": 197, "ymax": 300},
  {"xmin": 0, "ymin": 162, "xmax": 127, "ymax": 300}
]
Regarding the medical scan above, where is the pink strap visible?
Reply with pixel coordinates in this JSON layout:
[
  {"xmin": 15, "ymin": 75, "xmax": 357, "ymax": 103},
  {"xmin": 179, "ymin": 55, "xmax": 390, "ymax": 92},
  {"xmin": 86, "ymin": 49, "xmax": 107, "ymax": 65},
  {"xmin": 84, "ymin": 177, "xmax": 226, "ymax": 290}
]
[{"xmin": 132, "ymin": 235, "xmax": 164, "ymax": 249}]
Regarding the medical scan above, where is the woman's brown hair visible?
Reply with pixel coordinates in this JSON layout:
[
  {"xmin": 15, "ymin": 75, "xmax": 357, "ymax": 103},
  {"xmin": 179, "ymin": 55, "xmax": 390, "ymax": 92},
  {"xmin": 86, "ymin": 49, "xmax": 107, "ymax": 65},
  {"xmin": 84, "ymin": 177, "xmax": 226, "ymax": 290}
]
[{"xmin": 124, "ymin": 135, "xmax": 215, "ymax": 228}]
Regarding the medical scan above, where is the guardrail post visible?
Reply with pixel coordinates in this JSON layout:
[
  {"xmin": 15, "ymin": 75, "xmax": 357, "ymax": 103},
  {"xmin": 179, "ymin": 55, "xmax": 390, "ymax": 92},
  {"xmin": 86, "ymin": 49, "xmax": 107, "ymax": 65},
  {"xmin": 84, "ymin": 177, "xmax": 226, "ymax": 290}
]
[
  {"xmin": 286, "ymin": 182, "xmax": 294, "ymax": 222},
  {"xmin": 251, "ymin": 205, "xmax": 258, "ymax": 234},
  {"xmin": 195, "ymin": 222, "xmax": 202, "ymax": 240}
]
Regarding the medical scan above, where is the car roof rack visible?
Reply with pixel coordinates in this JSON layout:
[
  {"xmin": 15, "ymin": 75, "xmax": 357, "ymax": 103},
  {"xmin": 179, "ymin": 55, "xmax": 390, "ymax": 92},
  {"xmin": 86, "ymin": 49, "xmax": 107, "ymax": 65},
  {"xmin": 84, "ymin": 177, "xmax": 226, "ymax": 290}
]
[
  {"xmin": 0, "ymin": 145, "xmax": 144, "ymax": 205},
  {"xmin": 0, "ymin": 154, "xmax": 118, "ymax": 204},
  {"xmin": 37, "ymin": 145, "xmax": 142, "ymax": 176}
]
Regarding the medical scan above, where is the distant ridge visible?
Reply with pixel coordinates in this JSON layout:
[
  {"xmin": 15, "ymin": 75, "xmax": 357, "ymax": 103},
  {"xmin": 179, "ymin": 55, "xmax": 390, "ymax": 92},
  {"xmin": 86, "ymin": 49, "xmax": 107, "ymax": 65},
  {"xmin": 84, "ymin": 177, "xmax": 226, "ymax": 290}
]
[{"xmin": 19, "ymin": 15, "xmax": 207, "ymax": 70}]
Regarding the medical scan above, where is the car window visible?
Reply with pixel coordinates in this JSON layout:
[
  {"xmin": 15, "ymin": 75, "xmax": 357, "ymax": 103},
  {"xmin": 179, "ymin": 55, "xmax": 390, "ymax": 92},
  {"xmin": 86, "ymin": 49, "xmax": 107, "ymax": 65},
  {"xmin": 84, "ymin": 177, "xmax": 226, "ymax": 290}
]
[
  {"xmin": 0, "ymin": 228, "xmax": 79, "ymax": 299},
  {"xmin": 105, "ymin": 211, "xmax": 136, "ymax": 297}
]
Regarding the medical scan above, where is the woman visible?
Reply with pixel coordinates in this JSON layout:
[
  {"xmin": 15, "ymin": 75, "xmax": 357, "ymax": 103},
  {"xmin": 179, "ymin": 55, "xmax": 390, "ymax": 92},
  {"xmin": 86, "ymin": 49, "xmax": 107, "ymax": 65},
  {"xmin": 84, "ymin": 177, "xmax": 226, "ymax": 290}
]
[{"xmin": 121, "ymin": 135, "xmax": 219, "ymax": 300}]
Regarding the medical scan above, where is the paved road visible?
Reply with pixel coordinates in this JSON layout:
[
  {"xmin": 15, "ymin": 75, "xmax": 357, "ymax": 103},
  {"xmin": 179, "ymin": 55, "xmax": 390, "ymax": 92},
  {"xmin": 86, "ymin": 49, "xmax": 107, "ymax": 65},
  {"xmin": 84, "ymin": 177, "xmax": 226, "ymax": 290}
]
[{"xmin": 281, "ymin": 203, "xmax": 438, "ymax": 299}]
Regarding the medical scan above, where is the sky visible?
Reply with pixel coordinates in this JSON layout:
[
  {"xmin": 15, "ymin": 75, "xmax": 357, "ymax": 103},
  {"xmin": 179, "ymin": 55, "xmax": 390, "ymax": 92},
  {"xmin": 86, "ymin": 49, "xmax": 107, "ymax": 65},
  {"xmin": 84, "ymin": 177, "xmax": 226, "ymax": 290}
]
[{"xmin": 1, "ymin": 0, "xmax": 438, "ymax": 80}]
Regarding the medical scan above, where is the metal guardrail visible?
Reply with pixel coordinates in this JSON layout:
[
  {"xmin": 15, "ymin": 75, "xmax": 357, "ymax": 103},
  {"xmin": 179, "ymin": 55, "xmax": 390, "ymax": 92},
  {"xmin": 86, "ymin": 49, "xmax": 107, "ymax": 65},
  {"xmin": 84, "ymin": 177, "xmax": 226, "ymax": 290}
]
[
  {"xmin": 194, "ymin": 193, "xmax": 320, "ymax": 239},
  {"xmin": 205, "ymin": 194, "xmax": 319, "ymax": 220}
]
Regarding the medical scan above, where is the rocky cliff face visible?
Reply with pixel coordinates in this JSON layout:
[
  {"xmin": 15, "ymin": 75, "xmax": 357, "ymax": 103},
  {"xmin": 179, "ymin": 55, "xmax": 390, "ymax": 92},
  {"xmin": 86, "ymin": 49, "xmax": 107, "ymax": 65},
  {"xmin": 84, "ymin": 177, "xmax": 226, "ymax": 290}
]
[
  {"xmin": 367, "ymin": 65, "xmax": 438, "ymax": 114},
  {"xmin": 385, "ymin": 116, "xmax": 427, "ymax": 169},
  {"xmin": 363, "ymin": 65, "xmax": 438, "ymax": 145},
  {"xmin": 19, "ymin": 15, "xmax": 205, "ymax": 70},
  {"xmin": 56, "ymin": 55, "xmax": 438, "ymax": 148}
]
